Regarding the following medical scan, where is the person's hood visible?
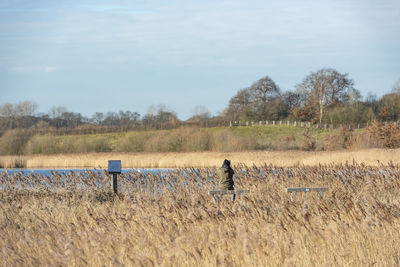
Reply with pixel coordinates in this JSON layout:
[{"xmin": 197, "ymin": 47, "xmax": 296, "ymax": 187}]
[
  {"xmin": 222, "ymin": 159, "xmax": 231, "ymax": 169},
  {"xmin": 221, "ymin": 165, "xmax": 231, "ymax": 170}
]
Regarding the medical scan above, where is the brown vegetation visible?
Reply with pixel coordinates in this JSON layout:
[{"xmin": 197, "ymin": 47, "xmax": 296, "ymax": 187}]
[
  {"xmin": 1, "ymin": 164, "xmax": 400, "ymax": 265},
  {"xmin": 367, "ymin": 120, "xmax": 400, "ymax": 148},
  {"xmin": 323, "ymin": 126, "xmax": 354, "ymax": 150},
  {"xmin": 0, "ymin": 148, "xmax": 399, "ymax": 169}
]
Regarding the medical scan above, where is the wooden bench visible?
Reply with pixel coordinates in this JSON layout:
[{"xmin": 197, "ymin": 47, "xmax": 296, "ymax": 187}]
[
  {"xmin": 208, "ymin": 190, "xmax": 250, "ymax": 200},
  {"xmin": 287, "ymin": 187, "xmax": 328, "ymax": 202}
]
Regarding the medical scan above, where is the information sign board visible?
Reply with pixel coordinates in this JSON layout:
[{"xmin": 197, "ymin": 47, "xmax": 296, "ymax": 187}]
[{"xmin": 108, "ymin": 160, "xmax": 121, "ymax": 174}]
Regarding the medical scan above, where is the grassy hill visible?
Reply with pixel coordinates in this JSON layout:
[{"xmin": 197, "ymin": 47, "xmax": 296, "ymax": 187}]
[{"xmin": 0, "ymin": 124, "xmax": 369, "ymax": 156}]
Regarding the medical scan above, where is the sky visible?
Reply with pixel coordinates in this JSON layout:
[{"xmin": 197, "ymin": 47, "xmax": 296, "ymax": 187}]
[{"xmin": 0, "ymin": 0, "xmax": 399, "ymax": 120}]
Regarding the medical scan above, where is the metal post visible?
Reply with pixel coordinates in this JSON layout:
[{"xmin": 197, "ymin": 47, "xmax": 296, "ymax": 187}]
[{"xmin": 113, "ymin": 173, "xmax": 118, "ymax": 194}]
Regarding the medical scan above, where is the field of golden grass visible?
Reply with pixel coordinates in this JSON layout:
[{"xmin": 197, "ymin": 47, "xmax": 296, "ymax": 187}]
[
  {"xmin": 1, "ymin": 164, "xmax": 400, "ymax": 265},
  {"xmin": 0, "ymin": 148, "xmax": 399, "ymax": 168}
]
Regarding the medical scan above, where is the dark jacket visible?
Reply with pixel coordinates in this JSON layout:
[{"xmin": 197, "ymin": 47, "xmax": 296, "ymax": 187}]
[{"xmin": 217, "ymin": 167, "xmax": 235, "ymax": 190}]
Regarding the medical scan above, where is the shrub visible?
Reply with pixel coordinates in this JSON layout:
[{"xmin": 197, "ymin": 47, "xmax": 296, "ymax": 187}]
[
  {"xmin": 25, "ymin": 135, "xmax": 58, "ymax": 154},
  {"xmin": 0, "ymin": 129, "xmax": 33, "ymax": 155},
  {"xmin": 25, "ymin": 134, "xmax": 112, "ymax": 154},
  {"xmin": 180, "ymin": 128, "xmax": 210, "ymax": 152},
  {"xmin": 115, "ymin": 132, "xmax": 150, "ymax": 152},
  {"xmin": 74, "ymin": 136, "xmax": 112, "ymax": 153},
  {"xmin": 302, "ymin": 128, "xmax": 316, "ymax": 151},
  {"xmin": 323, "ymin": 127, "xmax": 354, "ymax": 150},
  {"xmin": 209, "ymin": 129, "xmax": 254, "ymax": 151},
  {"xmin": 367, "ymin": 121, "xmax": 400, "ymax": 149}
]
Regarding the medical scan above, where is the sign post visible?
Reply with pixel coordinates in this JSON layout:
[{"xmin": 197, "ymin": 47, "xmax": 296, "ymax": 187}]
[{"xmin": 108, "ymin": 160, "xmax": 121, "ymax": 194}]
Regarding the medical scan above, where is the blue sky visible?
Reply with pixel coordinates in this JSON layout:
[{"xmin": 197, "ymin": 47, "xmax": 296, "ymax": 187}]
[{"xmin": 1, "ymin": 0, "xmax": 399, "ymax": 120}]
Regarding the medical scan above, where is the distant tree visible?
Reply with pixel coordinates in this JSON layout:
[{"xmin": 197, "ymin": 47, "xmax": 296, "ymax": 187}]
[
  {"xmin": 224, "ymin": 76, "xmax": 283, "ymax": 122},
  {"xmin": 364, "ymin": 92, "xmax": 380, "ymax": 115},
  {"xmin": 296, "ymin": 68, "xmax": 357, "ymax": 124},
  {"xmin": 61, "ymin": 112, "xmax": 83, "ymax": 128},
  {"xmin": 266, "ymin": 96, "xmax": 289, "ymax": 120},
  {"xmin": 49, "ymin": 106, "xmax": 68, "ymax": 119},
  {"xmin": 282, "ymin": 90, "xmax": 302, "ymax": 112},
  {"xmin": 282, "ymin": 90, "xmax": 308, "ymax": 120},
  {"xmin": 142, "ymin": 104, "xmax": 179, "ymax": 126},
  {"xmin": 249, "ymin": 76, "xmax": 281, "ymax": 120},
  {"xmin": 365, "ymin": 92, "xmax": 377, "ymax": 104},
  {"xmin": 324, "ymin": 102, "xmax": 375, "ymax": 124},
  {"xmin": 378, "ymin": 91, "xmax": 400, "ymax": 121},
  {"xmin": 119, "ymin": 110, "xmax": 140, "ymax": 126},
  {"xmin": 0, "ymin": 101, "xmax": 39, "ymax": 129},
  {"xmin": 142, "ymin": 105, "xmax": 156, "ymax": 125},
  {"xmin": 103, "ymin": 112, "xmax": 119, "ymax": 126},
  {"xmin": 15, "ymin": 101, "xmax": 38, "ymax": 116},
  {"xmin": 392, "ymin": 78, "xmax": 400, "ymax": 93},
  {"xmin": 0, "ymin": 103, "xmax": 15, "ymax": 117},
  {"xmin": 189, "ymin": 105, "xmax": 211, "ymax": 122},
  {"xmin": 290, "ymin": 105, "xmax": 315, "ymax": 122},
  {"xmin": 92, "ymin": 112, "xmax": 104, "ymax": 125},
  {"xmin": 156, "ymin": 106, "xmax": 178, "ymax": 124},
  {"xmin": 225, "ymin": 88, "xmax": 253, "ymax": 121}
]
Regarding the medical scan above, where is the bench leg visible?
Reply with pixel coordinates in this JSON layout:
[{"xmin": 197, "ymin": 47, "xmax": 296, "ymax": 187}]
[{"xmin": 291, "ymin": 192, "xmax": 296, "ymax": 203}]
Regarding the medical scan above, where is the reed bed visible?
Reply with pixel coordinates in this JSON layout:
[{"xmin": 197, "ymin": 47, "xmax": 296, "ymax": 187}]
[
  {"xmin": 1, "ymin": 164, "xmax": 400, "ymax": 266},
  {"xmin": 1, "ymin": 148, "xmax": 399, "ymax": 168}
]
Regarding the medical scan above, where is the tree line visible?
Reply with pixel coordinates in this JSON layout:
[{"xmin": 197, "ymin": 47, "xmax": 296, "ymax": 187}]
[
  {"xmin": 1, "ymin": 67, "xmax": 399, "ymax": 135},
  {"xmin": 0, "ymin": 102, "xmax": 216, "ymax": 135},
  {"xmin": 223, "ymin": 68, "xmax": 400, "ymax": 124}
]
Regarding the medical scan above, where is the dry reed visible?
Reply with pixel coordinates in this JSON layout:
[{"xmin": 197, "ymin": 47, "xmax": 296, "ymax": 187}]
[
  {"xmin": 0, "ymin": 148, "xmax": 399, "ymax": 169},
  {"xmin": 1, "ymin": 164, "xmax": 400, "ymax": 266}
]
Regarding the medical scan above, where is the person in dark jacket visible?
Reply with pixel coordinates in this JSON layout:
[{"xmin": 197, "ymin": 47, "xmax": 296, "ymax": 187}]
[{"xmin": 217, "ymin": 159, "xmax": 236, "ymax": 200}]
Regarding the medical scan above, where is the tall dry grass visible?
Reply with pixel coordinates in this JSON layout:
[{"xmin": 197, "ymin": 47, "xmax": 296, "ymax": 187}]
[
  {"xmin": 2, "ymin": 122, "xmax": 398, "ymax": 157},
  {"xmin": 0, "ymin": 148, "xmax": 398, "ymax": 168},
  {"xmin": 0, "ymin": 155, "xmax": 27, "ymax": 168},
  {"xmin": 1, "ymin": 164, "xmax": 400, "ymax": 265}
]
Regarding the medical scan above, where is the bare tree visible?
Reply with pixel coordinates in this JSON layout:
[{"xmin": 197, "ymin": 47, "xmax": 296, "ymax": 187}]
[
  {"xmin": 249, "ymin": 76, "xmax": 281, "ymax": 120},
  {"xmin": 378, "ymin": 80, "xmax": 400, "ymax": 121},
  {"xmin": 15, "ymin": 101, "xmax": 38, "ymax": 116},
  {"xmin": 296, "ymin": 68, "xmax": 356, "ymax": 124},
  {"xmin": 224, "ymin": 76, "xmax": 282, "ymax": 121},
  {"xmin": 250, "ymin": 76, "xmax": 280, "ymax": 102},
  {"xmin": 61, "ymin": 112, "xmax": 83, "ymax": 128},
  {"xmin": 0, "ymin": 103, "xmax": 15, "ymax": 117},
  {"xmin": 119, "ymin": 110, "xmax": 140, "ymax": 126},
  {"xmin": 225, "ymin": 88, "xmax": 253, "ymax": 121},
  {"xmin": 155, "ymin": 104, "xmax": 178, "ymax": 124},
  {"xmin": 282, "ymin": 90, "xmax": 304, "ymax": 111},
  {"xmin": 143, "ymin": 104, "xmax": 179, "ymax": 125},
  {"xmin": 49, "ymin": 106, "xmax": 68, "ymax": 119},
  {"xmin": 190, "ymin": 105, "xmax": 211, "ymax": 121},
  {"xmin": 392, "ymin": 78, "xmax": 400, "ymax": 93},
  {"xmin": 92, "ymin": 112, "xmax": 104, "ymax": 125}
]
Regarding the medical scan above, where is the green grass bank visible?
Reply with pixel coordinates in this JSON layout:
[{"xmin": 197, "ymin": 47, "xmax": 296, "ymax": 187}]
[{"xmin": 0, "ymin": 124, "xmax": 373, "ymax": 156}]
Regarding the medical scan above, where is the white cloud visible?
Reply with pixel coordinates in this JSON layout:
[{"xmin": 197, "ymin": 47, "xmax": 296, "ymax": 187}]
[
  {"xmin": 11, "ymin": 65, "xmax": 59, "ymax": 72},
  {"xmin": 43, "ymin": 65, "xmax": 58, "ymax": 72}
]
